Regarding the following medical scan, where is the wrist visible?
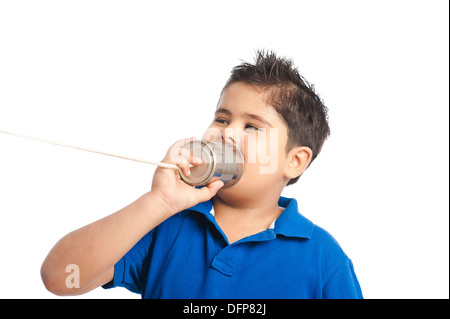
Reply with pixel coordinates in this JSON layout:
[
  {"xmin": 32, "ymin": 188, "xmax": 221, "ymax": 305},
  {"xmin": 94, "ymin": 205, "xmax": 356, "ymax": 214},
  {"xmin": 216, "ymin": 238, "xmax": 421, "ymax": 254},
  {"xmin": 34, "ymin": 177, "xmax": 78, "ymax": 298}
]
[{"xmin": 141, "ymin": 190, "xmax": 177, "ymax": 220}]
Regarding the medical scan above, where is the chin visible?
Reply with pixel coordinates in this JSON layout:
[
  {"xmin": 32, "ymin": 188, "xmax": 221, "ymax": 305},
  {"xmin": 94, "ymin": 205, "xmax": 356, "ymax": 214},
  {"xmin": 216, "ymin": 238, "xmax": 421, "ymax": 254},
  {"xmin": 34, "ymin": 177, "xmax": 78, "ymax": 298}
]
[{"xmin": 215, "ymin": 180, "xmax": 248, "ymax": 203}]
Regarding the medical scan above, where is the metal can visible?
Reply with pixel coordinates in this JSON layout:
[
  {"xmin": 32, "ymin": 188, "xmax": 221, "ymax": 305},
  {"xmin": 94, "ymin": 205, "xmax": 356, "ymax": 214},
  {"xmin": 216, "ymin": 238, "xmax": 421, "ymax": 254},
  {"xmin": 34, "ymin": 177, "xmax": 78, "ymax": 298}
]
[{"xmin": 179, "ymin": 140, "xmax": 244, "ymax": 188}]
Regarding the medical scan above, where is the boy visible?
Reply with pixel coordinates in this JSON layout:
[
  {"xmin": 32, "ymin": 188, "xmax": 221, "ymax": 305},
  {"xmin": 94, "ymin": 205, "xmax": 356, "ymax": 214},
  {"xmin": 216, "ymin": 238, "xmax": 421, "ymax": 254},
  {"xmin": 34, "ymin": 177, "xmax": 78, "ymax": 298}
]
[{"xmin": 41, "ymin": 50, "xmax": 363, "ymax": 298}]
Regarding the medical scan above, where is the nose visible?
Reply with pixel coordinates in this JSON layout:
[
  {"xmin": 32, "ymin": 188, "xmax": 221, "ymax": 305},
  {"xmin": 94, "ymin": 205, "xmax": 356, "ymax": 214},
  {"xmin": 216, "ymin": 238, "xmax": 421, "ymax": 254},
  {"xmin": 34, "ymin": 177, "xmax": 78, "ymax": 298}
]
[
  {"xmin": 223, "ymin": 127, "xmax": 244, "ymax": 148},
  {"xmin": 225, "ymin": 135, "xmax": 235, "ymax": 144}
]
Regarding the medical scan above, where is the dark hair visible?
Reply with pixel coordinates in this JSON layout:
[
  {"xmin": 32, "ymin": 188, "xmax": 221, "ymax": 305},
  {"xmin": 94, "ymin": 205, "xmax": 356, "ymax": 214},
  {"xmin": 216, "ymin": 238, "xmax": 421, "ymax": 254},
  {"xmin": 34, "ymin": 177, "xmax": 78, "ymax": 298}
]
[{"xmin": 223, "ymin": 50, "xmax": 330, "ymax": 185}]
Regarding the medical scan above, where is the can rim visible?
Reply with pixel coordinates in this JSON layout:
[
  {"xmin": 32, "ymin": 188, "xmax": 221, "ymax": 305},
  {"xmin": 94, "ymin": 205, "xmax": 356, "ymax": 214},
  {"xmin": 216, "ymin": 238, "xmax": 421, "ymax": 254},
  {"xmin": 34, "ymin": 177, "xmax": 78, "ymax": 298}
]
[
  {"xmin": 221, "ymin": 143, "xmax": 244, "ymax": 188},
  {"xmin": 179, "ymin": 140, "xmax": 216, "ymax": 186}
]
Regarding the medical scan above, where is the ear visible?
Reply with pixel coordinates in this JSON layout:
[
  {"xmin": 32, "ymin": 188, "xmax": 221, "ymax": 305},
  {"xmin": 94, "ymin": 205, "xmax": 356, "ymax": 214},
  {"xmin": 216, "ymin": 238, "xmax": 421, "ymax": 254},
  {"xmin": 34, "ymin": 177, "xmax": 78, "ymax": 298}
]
[{"xmin": 284, "ymin": 146, "xmax": 313, "ymax": 180}]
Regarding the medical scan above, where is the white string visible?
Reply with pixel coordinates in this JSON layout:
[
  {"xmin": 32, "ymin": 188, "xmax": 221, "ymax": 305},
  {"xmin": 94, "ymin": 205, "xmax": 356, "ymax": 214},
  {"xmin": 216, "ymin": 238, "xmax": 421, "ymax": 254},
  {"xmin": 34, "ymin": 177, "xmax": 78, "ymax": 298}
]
[{"xmin": 0, "ymin": 128, "xmax": 182, "ymax": 170}]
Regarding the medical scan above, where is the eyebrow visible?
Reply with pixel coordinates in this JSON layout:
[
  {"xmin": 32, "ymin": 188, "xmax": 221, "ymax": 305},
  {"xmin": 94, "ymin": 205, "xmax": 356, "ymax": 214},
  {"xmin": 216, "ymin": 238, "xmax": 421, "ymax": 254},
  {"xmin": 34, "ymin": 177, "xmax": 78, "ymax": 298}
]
[
  {"xmin": 215, "ymin": 108, "xmax": 232, "ymax": 117},
  {"xmin": 215, "ymin": 107, "xmax": 273, "ymax": 127}
]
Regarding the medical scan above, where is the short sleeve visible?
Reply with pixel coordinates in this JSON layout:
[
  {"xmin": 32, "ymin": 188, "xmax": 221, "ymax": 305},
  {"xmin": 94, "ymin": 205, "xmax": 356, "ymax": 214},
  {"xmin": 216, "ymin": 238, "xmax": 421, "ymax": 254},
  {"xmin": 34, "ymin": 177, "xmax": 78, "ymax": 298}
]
[
  {"xmin": 322, "ymin": 258, "xmax": 363, "ymax": 299},
  {"xmin": 102, "ymin": 230, "xmax": 155, "ymax": 294}
]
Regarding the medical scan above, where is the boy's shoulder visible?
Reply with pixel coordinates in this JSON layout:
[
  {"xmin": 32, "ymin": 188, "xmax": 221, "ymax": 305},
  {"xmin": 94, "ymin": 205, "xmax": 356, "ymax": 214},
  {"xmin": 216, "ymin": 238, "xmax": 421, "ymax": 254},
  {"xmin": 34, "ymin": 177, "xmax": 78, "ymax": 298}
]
[
  {"xmin": 277, "ymin": 197, "xmax": 344, "ymax": 242},
  {"xmin": 276, "ymin": 196, "xmax": 349, "ymax": 263},
  {"xmin": 310, "ymin": 223, "xmax": 348, "ymax": 261}
]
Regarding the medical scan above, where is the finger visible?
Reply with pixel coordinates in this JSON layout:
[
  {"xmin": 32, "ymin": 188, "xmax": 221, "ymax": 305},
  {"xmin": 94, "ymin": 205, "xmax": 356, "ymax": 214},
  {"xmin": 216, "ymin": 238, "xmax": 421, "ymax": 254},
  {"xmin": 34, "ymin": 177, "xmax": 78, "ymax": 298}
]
[
  {"xmin": 203, "ymin": 128, "xmax": 222, "ymax": 143},
  {"xmin": 178, "ymin": 148, "xmax": 202, "ymax": 165},
  {"xmin": 195, "ymin": 180, "xmax": 224, "ymax": 203},
  {"xmin": 171, "ymin": 155, "xmax": 191, "ymax": 176},
  {"xmin": 208, "ymin": 180, "xmax": 225, "ymax": 194},
  {"xmin": 164, "ymin": 137, "xmax": 197, "ymax": 166},
  {"xmin": 204, "ymin": 134, "xmax": 214, "ymax": 143}
]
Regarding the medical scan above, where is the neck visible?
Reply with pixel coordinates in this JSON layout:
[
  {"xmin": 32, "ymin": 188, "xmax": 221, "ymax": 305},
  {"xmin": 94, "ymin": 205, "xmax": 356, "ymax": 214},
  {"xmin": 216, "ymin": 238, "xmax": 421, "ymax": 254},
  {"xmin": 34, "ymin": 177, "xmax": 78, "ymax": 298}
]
[
  {"xmin": 212, "ymin": 190, "xmax": 283, "ymax": 226},
  {"xmin": 211, "ymin": 191, "xmax": 284, "ymax": 244}
]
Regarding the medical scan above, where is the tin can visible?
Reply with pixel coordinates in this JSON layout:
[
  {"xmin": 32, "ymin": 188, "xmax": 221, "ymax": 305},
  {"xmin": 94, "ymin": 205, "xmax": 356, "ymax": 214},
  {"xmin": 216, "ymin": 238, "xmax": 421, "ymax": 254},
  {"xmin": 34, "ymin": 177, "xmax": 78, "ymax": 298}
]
[{"xmin": 179, "ymin": 140, "xmax": 244, "ymax": 188}]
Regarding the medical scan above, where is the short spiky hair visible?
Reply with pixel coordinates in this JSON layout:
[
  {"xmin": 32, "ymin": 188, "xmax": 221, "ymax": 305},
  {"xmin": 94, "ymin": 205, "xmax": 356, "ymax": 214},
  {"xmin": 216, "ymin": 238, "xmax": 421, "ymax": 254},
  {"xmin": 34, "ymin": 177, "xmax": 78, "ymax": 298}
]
[{"xmin": 223, "ymin": 50, "xmax": 330, "ymax": 185}]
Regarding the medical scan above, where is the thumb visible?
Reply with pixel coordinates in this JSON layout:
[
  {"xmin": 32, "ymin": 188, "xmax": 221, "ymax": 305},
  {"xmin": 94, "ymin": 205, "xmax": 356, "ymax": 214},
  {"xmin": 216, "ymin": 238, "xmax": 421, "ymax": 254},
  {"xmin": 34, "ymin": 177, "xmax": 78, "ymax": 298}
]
[{"xmin": 195, "ymin": 180, "xmax": 224, "ymax": 203}]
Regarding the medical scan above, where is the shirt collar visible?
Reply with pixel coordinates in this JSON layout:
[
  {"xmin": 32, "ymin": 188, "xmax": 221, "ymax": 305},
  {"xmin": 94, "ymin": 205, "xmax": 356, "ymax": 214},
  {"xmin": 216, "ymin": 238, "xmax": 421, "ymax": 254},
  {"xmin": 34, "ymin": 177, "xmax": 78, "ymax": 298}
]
[
  {"xmin": 188, "ymin": 199, "xmax": 214, "ymax": 216},
  {"xmin": 186, "ymin": 196, "xmax": 314, "ymax": 240},
  {"xmin": 275, "ymin": 196, "xmax": 314, "ymax": 239}
]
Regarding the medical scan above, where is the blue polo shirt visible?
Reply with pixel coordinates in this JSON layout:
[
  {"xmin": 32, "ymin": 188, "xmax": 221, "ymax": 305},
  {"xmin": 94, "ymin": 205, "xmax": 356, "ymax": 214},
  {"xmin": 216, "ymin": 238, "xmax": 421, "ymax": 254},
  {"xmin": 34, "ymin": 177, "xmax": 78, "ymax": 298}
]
[{"xmin": 103, "ymin": 196, "xmax": 363, "ymax": 299}]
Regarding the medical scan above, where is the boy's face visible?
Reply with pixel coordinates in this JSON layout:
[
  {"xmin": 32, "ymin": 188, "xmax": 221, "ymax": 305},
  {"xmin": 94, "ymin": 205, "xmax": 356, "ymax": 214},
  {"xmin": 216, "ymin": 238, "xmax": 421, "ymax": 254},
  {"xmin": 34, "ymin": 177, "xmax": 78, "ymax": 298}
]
[{"xmin": 202, "ymin": 82, "xmax": 291, "ymax": 202}]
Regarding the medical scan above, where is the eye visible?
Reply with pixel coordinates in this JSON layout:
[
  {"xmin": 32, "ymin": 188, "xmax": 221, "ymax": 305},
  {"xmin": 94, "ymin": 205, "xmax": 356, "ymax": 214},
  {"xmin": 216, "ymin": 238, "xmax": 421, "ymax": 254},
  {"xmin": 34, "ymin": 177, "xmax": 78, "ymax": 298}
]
[
  {"xmin": 245, "ymin": 124, "xmax": 260, "ymax": 131},
  {"xmin": 214, "ymin": 118, "xmax": 229, "ymax": 125}
]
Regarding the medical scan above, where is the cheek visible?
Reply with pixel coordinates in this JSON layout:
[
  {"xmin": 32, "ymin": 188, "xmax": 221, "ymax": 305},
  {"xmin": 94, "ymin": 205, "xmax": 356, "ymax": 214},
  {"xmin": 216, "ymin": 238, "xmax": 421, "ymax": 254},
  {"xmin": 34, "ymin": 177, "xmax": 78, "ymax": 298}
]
[
  {"xmin": 243, "ymin": 136, "xmax": 257, "ymax": 163},
  {"xmin": 244, "ymin": 130, "xmax": 280, "ymax": 167},
  {"xmin": 202, "ymin": 126, "xmax": 223, "ymax": 142}
]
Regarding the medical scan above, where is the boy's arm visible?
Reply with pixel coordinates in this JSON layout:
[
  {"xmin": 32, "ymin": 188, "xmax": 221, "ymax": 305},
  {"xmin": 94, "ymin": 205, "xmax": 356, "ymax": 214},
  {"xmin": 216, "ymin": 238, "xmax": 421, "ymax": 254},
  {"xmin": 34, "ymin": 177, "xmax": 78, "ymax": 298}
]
[
  {"xmin": 40, "ymin": 138, "xmax": 224, "ymax": 296},
  {"xmin": 40, "ymin": 192, "xmax": 167, "ymax": 296}
]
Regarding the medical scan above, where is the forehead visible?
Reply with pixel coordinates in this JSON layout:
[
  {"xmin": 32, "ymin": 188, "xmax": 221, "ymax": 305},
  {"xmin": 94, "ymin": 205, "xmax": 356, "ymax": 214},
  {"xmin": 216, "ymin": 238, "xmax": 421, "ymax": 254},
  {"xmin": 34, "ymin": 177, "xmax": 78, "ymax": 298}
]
[{"xmin": 217, "ymin": 82, "xmax": 282, "ymax": 123}]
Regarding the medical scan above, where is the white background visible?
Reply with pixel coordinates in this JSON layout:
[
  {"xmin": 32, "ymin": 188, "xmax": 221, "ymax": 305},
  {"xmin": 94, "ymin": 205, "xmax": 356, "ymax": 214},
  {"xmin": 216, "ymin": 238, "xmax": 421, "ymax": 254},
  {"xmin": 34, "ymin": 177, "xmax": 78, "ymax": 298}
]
[{"xmin": 0, "ymin": 1, "xmax": 448, "ymax": 299}]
